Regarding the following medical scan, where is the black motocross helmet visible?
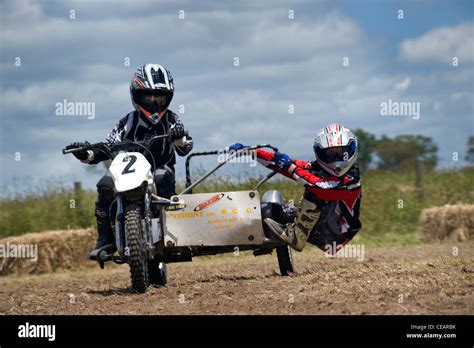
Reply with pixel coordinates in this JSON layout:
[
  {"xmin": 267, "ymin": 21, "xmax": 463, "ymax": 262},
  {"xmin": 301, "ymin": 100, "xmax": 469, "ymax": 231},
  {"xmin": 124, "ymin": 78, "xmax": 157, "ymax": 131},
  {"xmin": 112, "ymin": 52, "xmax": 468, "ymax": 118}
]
[{"xmin": 130, "ymin": 64, "xmax": 174, "ymax": 124}]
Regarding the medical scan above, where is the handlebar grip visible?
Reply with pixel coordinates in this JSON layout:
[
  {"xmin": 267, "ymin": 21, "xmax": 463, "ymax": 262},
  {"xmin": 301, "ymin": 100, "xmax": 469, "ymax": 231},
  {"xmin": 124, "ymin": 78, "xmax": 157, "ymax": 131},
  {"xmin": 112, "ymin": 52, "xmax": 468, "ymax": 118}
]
[
  {"xmin": 164, "ymin": 132, "xmax": 188, "ymax": 142},
  {"xmin": 62, "ymin": 145, "xmax": 90, "ymax": 155},
  {"xmin": 62, "ymin": 148, "xmax": 83, "ymax": 155}
]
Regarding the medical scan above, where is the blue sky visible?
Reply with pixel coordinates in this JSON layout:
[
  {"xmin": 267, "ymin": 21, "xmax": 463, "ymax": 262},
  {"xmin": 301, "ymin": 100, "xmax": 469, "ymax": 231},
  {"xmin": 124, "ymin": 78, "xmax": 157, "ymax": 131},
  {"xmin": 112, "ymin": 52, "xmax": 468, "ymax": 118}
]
[{"xmin": 0, "ymin": 0, "xmax": 473, "ymax": 196}]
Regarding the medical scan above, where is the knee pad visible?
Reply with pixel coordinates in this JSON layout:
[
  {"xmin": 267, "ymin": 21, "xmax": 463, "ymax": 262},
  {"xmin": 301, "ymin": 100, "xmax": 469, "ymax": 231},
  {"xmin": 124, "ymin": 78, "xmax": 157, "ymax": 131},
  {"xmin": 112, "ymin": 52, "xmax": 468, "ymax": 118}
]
[
  {"xmin": 97, "ymin": 175, "xmax": 115, "ymax": 202},
  {"xmin": 154, "ymin": 166, "xmax": 176, "ymax": 198},
  {"xmin": 295, "ymin": 198, "xmax": 320, "ymax": 237},
  {"xmin": 154, "ymin": 166, "xmax": 175, "ymax": 185},
  {"xmin": 98, "ymin": 187, "xmax": 114, "ymax": 203}
]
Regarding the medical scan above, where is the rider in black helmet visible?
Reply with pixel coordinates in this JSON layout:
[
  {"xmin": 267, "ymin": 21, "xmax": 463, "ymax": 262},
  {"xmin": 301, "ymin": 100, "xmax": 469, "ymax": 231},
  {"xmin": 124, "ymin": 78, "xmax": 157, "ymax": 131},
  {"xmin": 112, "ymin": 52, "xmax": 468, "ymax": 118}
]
[{"xmin": 65, "ymin": 64, "xmax": 193, "ymax": 259}]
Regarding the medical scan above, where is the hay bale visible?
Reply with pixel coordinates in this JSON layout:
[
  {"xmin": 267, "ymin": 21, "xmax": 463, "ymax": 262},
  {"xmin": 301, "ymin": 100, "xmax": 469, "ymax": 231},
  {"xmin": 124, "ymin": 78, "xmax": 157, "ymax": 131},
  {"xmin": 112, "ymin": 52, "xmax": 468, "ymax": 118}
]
[
  {"xmin": 419, "ymin": 204, "xmax": 474, "ymax": 242},
  {"xmin": 0, "ymin": 228, "xmax": 96, "ymax": 276}
]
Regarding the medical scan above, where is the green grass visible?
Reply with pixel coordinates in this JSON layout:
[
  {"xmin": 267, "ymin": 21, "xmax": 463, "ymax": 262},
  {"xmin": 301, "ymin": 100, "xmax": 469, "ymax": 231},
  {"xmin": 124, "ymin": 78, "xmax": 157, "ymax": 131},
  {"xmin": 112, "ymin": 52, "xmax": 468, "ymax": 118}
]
[
  {"xmin": 1, "ymin": 167, "xmax": 473, "ymax": 246},
  {"xmin": 356, "ymin": 168, "xmax": 474, "ymax": 245},
  {"xmin": 0, "ymin": 185, "xmax": 96, "ymax": 237}
]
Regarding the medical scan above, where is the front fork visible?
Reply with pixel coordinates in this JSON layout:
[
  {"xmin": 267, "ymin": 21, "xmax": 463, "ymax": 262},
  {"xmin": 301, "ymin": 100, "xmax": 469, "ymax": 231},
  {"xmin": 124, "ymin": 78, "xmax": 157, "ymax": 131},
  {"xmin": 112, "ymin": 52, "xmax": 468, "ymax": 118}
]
[
  {"xmin": 114, "ymin": 195, "xmax": 127, "ymax": 260},
  {"xmin": 144, "ymin": 190, "xmax": 155, "ymax": 259},
  {"xmin": 113, "ymin": 188, "xmax": 164, "ymax": 262}
]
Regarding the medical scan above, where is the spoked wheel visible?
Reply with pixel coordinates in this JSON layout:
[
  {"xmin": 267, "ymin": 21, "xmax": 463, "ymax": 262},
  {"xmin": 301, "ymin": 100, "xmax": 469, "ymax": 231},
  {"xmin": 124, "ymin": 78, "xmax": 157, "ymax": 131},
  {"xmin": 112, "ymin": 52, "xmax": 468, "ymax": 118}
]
[
  {"xmin": 276, "ymin": 245, "xmax": 295, "ymax": 276},
  {"xmin": 148, "ymin": 256, "xmax": 167, "ymax": 286},
  {"xmin": 125, "ymin": 205, "xmax": 149, "ymax": 293}
]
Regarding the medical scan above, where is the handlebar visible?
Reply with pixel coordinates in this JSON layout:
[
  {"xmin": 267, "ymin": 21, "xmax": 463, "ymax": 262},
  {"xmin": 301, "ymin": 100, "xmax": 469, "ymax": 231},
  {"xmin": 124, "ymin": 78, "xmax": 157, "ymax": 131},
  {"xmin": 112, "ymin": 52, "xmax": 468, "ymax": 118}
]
[
  {"xmin": 62, "ymin": 134, "xmax": 170, "ymax": 155},
  {"xmin": 62, "ymin": 134, "xmax": 172, "ymax": 174},
  {"xmin": 64, "ymin": 137, "xmax": 279, "ymax": 194}
]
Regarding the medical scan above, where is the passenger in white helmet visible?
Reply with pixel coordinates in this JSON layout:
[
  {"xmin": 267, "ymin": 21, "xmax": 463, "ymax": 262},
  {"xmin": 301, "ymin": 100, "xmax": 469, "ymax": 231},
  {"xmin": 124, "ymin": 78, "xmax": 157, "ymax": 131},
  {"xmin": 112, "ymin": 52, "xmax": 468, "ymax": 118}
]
[{"xmin": 228, "ymin": 123, "xmax": 362, "ymax": 252}]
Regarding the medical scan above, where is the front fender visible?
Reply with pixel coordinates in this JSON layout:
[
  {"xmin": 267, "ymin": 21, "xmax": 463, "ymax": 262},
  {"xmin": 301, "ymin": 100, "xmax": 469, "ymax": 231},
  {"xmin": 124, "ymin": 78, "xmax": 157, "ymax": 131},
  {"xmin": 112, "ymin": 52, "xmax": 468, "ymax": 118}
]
[{"xmin": 109, "ymin": 152, "xmax": 153, "ymax": 192}]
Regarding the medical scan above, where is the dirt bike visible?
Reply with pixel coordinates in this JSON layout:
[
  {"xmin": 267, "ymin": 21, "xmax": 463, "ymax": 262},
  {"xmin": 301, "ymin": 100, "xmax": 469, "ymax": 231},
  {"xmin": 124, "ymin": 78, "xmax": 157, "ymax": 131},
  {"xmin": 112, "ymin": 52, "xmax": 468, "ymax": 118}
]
[{"xmin": 63, "ymin": 137, "xmax": 296, "ymax": 293}]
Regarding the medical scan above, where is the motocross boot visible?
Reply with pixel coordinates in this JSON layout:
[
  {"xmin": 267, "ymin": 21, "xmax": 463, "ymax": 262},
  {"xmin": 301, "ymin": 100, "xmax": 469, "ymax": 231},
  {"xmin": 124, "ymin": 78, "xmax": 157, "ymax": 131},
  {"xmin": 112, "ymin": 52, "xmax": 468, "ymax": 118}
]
[
  {"xmin": 89, "ymin": 202, "xmax": 117, "ymax": 260},
  {"xmin": 264, "ymin": 197, "xmax": 320, "ymax": 251}
]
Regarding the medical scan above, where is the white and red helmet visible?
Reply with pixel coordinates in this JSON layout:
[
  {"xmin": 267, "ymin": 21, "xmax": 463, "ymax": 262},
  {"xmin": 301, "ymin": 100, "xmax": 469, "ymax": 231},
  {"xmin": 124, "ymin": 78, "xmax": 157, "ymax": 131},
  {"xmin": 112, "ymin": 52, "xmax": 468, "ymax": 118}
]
[
  {"xmin": 130, "ymin": 64, "xmax": 174, "ymax": 124},
  {"xmin": 313, "ymin": 123, "xmax": 358, "ymax": 177}
]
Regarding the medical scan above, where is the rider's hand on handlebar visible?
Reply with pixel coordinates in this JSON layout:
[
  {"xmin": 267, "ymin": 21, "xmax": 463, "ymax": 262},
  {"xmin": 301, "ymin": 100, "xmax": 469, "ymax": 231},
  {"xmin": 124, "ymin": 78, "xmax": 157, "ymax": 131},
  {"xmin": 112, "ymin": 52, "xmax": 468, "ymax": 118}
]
[
  {"xmin": 168, "ymin": 124, "xmax": 188, "ymax": 141},
  {"xmin": 227, "ymin": 143, "xmax": 249, "ymax": 153},
  {"xmin": 65, "ymin": 141, "xmax": 90, "ymax": 161}
]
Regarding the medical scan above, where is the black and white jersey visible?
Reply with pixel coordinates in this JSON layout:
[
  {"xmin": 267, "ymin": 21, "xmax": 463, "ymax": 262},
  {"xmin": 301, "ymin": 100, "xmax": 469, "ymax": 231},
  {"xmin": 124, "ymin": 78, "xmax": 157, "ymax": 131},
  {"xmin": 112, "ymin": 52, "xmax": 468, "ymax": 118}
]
[{"xmin": 88, "ymin": 110, "xmax": 193, "ymax": 171}]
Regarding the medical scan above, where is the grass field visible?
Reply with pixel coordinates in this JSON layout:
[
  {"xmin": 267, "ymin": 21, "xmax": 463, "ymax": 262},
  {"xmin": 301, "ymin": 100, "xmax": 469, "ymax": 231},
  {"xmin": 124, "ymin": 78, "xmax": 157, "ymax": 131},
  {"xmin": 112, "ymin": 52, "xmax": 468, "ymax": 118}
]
[{"xmin": 1, "ymin": 167, "xmax": 473, "ymax": 245}]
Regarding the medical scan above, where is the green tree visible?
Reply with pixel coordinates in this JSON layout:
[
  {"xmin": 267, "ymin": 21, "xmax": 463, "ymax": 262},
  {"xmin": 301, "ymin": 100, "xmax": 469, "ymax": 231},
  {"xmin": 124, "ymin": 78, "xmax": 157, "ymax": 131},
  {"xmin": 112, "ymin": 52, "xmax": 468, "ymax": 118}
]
[
  {"xmin": 375, "ymin": 134, "xmax": 438, "ymax": 171},
  {"xmin": 465, "ymin": 136, "xmax": 474, "ymax": 163},
  {"xmin": 353, "ymin": 128, "xmax": 377, "ymax": 172}
]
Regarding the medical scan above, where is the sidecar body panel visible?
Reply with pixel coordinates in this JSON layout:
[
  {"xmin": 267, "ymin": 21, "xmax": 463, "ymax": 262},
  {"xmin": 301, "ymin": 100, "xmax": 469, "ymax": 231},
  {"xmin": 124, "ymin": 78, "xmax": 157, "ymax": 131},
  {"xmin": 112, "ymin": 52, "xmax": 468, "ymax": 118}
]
[{"xmin": 164, "ymin": 190, "xmax": 265, "ymax": 246}]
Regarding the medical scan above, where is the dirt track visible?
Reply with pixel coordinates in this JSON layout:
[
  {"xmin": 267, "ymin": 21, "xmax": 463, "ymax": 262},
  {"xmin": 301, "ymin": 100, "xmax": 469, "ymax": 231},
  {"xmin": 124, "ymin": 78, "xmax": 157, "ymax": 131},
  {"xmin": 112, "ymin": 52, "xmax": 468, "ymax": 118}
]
[{"xmin": 1, "ymin": 242, "xmax": 473, "ymax": 315}]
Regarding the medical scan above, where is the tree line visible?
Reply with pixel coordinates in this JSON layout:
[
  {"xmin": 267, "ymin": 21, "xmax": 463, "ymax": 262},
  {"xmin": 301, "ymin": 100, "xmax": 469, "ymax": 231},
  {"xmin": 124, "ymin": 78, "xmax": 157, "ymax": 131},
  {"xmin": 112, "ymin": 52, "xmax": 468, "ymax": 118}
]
[{"xmin": 353, "ymin": 129, "xmax": 474, "ymax": 172}]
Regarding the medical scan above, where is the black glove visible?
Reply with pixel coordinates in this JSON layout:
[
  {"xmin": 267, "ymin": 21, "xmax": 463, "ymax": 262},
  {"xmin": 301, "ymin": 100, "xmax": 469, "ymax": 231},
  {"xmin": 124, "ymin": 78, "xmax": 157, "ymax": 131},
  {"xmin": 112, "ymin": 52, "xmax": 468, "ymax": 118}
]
[
  {"xmin": 168, "ymin": 124, "xmax": 188, "ymax": 141},
  {"xmin": 65, "ymin": 142, "xmax": 90, "ymax": 161}
]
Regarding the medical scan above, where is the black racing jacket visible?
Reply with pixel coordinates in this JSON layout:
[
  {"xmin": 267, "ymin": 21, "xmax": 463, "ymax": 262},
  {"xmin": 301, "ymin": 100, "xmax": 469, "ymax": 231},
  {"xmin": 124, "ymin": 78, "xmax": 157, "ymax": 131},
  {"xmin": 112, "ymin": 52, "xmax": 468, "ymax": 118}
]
[
  {"xmin": 302, "ymin": 162, "xmax": 362, "ymax": 228},
  {"xmin": 86, "ymin": 110, "xmax": 193, "ymax": 172}
]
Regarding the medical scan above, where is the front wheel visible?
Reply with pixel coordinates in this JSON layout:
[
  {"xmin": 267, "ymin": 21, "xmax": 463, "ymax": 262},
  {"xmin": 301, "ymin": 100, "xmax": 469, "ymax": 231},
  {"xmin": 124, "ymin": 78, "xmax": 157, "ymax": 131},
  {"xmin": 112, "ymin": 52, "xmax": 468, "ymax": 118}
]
[
  {"xmin": 276, "ymin": 245, "xmax": 295, "ymax": 276},
  {"xmin": 125, "ymin": 205, "xmax": 149, "ymax": 293}
]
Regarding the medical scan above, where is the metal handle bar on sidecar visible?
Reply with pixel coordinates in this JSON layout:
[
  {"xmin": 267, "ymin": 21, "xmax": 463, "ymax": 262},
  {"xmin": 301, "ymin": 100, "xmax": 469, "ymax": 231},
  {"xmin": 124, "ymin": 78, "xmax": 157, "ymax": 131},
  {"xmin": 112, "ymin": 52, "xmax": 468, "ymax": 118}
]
[{"xmin": 181, "ymin": 144, "xmax": 280, "ymax": 195}]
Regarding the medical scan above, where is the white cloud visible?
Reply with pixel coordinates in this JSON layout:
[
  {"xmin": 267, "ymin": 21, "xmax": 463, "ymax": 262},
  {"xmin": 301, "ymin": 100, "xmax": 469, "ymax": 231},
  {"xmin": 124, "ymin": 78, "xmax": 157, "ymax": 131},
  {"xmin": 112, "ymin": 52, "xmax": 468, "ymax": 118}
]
[
  {"xmin": 27, "ymin": 126, "xmax": 105, "ymax": 143},
  {"xmin": 1, "ymin": 80, "xmax": 130, "ymax": 118},
  {"xmin": 399, "ymin": 22, "xmax": 474, "ymax": 64},
  {"xmin": 0, "ymin": 0, "xmax": 43, "ymax": 25},
  {"xmin": 395, "ymin": 77, "xmax": 411, "ymax": 91}
]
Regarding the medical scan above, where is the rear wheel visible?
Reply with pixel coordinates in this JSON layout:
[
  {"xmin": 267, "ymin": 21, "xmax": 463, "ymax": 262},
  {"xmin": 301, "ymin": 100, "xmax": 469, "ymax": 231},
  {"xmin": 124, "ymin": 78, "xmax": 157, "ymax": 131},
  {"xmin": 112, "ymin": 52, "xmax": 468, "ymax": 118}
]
[
  {"xmin": 125, "ymin": 205, "xmax": 149, "ymax": 293},
  {"xmin": 276, "ymin": 245, "xmax": 295, "ymax": 276}
]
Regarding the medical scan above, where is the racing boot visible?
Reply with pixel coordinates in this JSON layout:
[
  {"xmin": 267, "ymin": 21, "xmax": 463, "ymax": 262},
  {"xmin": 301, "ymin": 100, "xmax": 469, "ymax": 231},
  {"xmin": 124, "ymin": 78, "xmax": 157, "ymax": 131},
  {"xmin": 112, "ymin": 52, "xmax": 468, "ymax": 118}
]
[
  {"xmin": 264, "ymin": 197, "xmax": 320, "ymax": 251},
  {"xmin": 89, "ymin": 202, "xmax": 117, "ymax": 260}
]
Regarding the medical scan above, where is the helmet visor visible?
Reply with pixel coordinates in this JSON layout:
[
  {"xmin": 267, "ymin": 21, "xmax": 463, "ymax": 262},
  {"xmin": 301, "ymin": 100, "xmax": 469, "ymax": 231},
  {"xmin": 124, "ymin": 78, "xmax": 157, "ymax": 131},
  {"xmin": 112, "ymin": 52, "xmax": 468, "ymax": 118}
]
[
  {"xmin": 315, "ymin": 140, "xmax": 357, "ymax": 163},
  {"xmin": 135, "ymin": 91, "xmax": 172, "ymax": 114}
]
